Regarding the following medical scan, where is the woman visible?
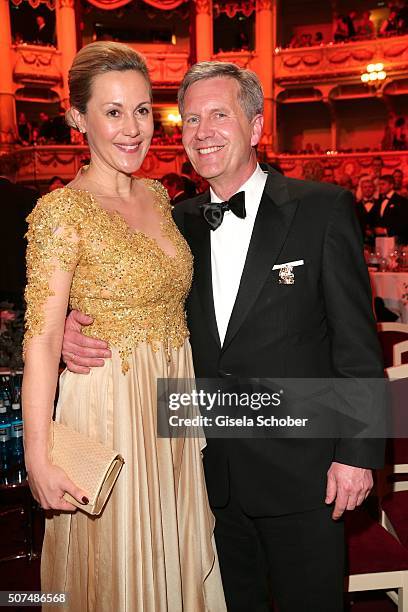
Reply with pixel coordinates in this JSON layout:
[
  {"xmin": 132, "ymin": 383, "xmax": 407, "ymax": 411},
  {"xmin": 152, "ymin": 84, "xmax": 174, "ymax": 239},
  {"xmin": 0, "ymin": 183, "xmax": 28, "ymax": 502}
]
[{"xmin": 22, "ymin": 41, "xmax": 226, "ymax": 611}]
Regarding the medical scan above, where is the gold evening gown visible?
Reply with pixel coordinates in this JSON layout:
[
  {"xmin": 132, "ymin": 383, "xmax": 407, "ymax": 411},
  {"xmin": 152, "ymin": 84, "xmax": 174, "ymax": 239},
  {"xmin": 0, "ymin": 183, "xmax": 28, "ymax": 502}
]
[{"xmin": 24, "ymin": 181, "xmax": 226, "ymax": 611}]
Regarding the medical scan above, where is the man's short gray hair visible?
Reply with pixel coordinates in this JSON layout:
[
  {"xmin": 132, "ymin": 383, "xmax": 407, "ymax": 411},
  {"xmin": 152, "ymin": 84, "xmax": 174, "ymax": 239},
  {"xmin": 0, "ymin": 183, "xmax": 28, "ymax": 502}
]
[{"xmin": 178, "ymin": 61, "xmax": 264, "ymax": 121}]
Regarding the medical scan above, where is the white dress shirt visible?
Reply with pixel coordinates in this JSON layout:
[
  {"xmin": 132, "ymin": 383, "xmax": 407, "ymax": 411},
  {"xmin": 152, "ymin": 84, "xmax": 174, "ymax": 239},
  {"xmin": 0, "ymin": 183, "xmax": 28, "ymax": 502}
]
[{"xmin": 210, "ymin": 164, "xmax": 267, "ymax": 344}]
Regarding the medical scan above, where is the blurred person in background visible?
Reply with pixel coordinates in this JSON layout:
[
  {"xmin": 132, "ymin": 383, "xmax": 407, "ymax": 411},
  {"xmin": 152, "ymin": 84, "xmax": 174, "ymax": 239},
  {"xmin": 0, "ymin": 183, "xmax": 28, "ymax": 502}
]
[
  {"xmin": 392, "ymin": 116, "xmax": 407, "ymax": 150},
  {"xmin": 314, "ymin": 31, "xmax": 324, "ymax": 44},
  {"xmin": 393, "ymin": 168, "xmax": 408, "ymax": 197},
  {"xmin": 355, "ymin": 175, "xmax": 378, "ymax": 242},
  {"xmin": 321, "ymin": 167, "xmax": 337, "ymax": 184},
  {"xmin": 371, "ymin": 155, "xmax": 384, "ymax": 198},
  {"xmin": 288, "ymin": 31, "xmax": 301, "ymax": 48},
  {"xmin": 17, "ymin": 112, "xmax": 32, "ymax": 145},
  {"xmin": 0, "ymin": 154, "xmax": 39, "ymax": 306},
  {"xmin": 333, "ymin": 14, "xmax": 351, "ymax": 41},
  {"xmin": 34, "ymin": 14, "xmax": 54, "ymax": 45},
  {"xmin": 382, "ymin": 112, "xmax": 396, "ymax": 150},
  {"xmin": 357, "ymin": 11, "xmax": 376, "ymax": 38},
  {"xmin": 47, "ymin": 176, "xmax": 66, "ymax": 192},
  {"xmin": 338, "ymin": 174, "xmax": 354, "ymax": 194},
  {"xmin": 161, "ymin": 172, "xmax": 187, "ymax": 205},
  {"xmin": 380, "ymin": 8, "xmax": 399, "ymax": 35},
  {"xmin": 38, "ymin": 111, "xmax": 53, "ymax": 142},
  {"xmin": 51, "ymin": 106, "xmax": 71, "ymax": 144},
  {"xmin": 344, "ymin": 10, "xmax": 357, "ymax": 38},
  {"xmin": 397, "ymin": 0, "xmax": 408, "ymax": 31},
  {"xmin": 180, "ymin": 160, "xmax": 198, "ymax": 198},
  {"xmin": 372, "ymin": 156, "xmax": 384, "ymax": 178},
  {"xmin": 373, "ymin": 174, "xmax": 408, "ymax": 242}
]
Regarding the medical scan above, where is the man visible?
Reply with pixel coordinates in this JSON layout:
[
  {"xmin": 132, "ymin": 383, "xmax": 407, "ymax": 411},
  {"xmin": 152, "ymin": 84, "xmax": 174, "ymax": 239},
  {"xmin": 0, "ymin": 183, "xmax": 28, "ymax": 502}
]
[
  {"xmin": 38, "ymin": 111, "xmax": 53, "ymax": 142},
  {"xmin": 51, "ymin": 106, "xmax": 71, "ymax": 144},
  {"xmin": 160, "ymin": 172, "xmax": 187, "ymax": 205},
  {"xmin": 0, "ymin": 154, "xmax": 38, "ymax": 306},
  {"xmin": 62, "ymin": 63, "xmax": 384, "ymax": 611},
  {"xmin": 373, "ymin": 174, "xmax": 408, "ymax": 243},
  {"xmin": 371, "ymin": 155, "xmax": 384, "ymax": 198},
  {"xmin": 34, "ymin": 15, "xmax": 54, "ymax": 46},
  {"xmin": 393, "ymin": 168, "xmax": 408, "ymax": 198},
  {"xmin": 321, "ymin": 166, "xmax": 337, "ymax": 184},
  {"xmin": 355, "ymin": 174, "xmax": 378, "ymax": 240},
  {"xmin": 180, "ymin": 160, "xmax": 198, "ymax": 198}
]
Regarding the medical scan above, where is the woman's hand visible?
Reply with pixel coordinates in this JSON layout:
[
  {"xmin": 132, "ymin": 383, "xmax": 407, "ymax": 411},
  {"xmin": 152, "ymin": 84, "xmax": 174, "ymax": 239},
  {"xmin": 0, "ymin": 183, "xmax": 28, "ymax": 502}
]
[{"xmin": 27, "ymin": 460, "xmax": 89, "ymax": 512}]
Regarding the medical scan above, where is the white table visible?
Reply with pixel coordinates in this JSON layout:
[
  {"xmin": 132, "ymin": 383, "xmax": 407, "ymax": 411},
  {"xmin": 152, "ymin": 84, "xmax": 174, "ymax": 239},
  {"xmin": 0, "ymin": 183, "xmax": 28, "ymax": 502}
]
[{"xmin": 369, "ymin": 271, "xmax": 408, "ymax": 323}]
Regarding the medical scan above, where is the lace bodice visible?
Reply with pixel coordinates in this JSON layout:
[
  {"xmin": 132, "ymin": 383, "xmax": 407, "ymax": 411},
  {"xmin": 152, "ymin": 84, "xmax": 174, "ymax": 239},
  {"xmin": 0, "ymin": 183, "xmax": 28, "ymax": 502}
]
[{"xmin": 24, "ymin": 180, "xmax": 193, "ymax": 371}]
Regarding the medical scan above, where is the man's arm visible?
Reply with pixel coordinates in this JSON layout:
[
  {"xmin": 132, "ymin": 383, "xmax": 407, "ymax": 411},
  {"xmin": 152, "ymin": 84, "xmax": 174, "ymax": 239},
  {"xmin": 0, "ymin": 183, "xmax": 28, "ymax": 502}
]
[
  {"xmin": 321, "ymin": 188, "xmax": 385, "ymax": 518},
  {"xmin": 62, "ymin": 310, "xmax": 111, "ymax": 374}
]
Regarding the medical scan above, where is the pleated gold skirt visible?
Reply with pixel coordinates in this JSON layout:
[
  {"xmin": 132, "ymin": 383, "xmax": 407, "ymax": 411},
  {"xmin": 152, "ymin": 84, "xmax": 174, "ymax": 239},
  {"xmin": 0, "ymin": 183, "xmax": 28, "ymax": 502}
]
[{"xmin": 41, "ymin": 340, "xmax": 226, "ymax": 612}]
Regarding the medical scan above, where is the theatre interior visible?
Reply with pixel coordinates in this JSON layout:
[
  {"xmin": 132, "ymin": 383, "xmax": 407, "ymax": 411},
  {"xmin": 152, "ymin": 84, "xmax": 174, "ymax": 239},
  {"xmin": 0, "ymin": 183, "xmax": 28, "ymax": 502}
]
[{"xmin": 1, "ymin": 0, "xmax": 408, "ymax": 609}]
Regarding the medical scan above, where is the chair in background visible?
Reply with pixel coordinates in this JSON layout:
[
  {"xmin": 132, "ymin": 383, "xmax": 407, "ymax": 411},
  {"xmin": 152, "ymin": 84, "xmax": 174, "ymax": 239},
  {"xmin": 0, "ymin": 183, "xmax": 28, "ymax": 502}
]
[
  {"xmin": 394, "ymin": 341, "xmax": 408, "ymax": 366},
  {"xmin": 377, "ymin": 323, "xmax": 408, "ymax": 368},
  {"xmin": 346, "ymin": 508, "xmax": 408, "ymax": 610},
  {"xmin": 346, "ymin": 363, "xmax": 408, "ymax": 610},
  {"xmin": 380, "ymin": 365, "xmax": 408, "ymax": 553}
]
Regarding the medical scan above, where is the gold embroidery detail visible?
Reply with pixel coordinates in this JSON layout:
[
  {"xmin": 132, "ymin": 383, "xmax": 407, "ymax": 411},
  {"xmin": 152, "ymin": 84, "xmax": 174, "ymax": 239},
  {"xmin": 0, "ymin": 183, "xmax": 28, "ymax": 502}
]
[{"xmin": 24, "ymin": 179, "xmax": 193, "ymax": 372}]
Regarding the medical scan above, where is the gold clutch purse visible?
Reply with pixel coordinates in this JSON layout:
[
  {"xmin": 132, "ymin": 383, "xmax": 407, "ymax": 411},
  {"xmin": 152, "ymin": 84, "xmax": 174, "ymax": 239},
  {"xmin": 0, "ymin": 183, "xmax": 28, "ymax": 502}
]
[{"xmin": 49, "ymin": 421, "xmax": 125, "ymax": 516}]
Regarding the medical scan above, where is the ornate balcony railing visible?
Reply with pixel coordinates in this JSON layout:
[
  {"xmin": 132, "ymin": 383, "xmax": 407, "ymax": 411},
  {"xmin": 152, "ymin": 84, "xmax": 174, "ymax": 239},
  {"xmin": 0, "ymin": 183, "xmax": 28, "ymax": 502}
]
[
  {"xmin": 13, "ymin": 144, "xmax": 187, "ymax": 185},
  {"xmin": 14, "ymin": 145, "xmax": 408, "ymax": 187},
  {"xmin": 133, "ymin": 50, "xmax": 189, "ymax": 87},
  {"xmin": 260, "ymin": 148, "xmax": 408, "ymax": 182},
  {"xmin": 212, "ymin": 50, "xmax": 257, "ymax": 70},
  {"xmin": 12, "ymin": 44, "xmax": 63, "ymax": 90},
  {"xmin": 274, "ymin": 35, "xmax": 408, "ymax": 88},
  {"xmin": 11, "ymin": 45, "xmax": 189, "ymax": 92}
]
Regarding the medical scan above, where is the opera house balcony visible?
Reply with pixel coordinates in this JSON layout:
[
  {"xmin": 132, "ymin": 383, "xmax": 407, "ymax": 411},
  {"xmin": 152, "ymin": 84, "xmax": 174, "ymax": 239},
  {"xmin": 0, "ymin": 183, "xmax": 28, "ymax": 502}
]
[
  {"xmin": 274, "ymin": 33, "xmax": 408, "ymax": 93},
  {"xmin": 12, "ymin": 43, "xmax": 62, "ymax": 89},
  {"xmin": 142, "ymin": 50, "xmax": 189, "ymax": 88},
  {"xmin": 11, "ymin": 43, "xmax": 189, "ymax": 91},
  {"xmin": 13, "ymin": 143, "xmax": 186, "ymax": 184},
  {"xmin": 212, "ymin": 49, "xmax": 256, "ymax": 70}
]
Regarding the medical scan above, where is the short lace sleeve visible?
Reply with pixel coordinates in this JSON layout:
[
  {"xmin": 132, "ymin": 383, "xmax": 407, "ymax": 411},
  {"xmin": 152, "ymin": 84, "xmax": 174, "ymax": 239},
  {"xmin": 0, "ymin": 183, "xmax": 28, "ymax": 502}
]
[{"xmin": 24, "ymin": 188, "xmax": 85, "ymax": 346}]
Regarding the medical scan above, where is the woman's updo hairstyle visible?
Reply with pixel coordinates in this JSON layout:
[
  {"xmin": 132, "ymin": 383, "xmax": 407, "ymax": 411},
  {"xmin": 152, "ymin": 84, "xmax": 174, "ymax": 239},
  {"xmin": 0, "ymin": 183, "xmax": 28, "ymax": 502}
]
[{"xmin": 65, "ymin": 41, "xmax": 152, "ymax": 131}]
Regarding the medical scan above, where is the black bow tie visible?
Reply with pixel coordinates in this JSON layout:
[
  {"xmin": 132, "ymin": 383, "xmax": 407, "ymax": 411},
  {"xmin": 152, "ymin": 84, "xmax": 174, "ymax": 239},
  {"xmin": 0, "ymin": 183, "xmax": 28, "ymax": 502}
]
[{"xmin": 200, "ymin": 191, "xmax": 246, "ymax": 230}]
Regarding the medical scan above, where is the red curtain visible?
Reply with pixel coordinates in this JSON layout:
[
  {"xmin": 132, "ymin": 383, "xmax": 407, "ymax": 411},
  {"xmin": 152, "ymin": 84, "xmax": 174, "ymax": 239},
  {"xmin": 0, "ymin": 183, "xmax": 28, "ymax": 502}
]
[{"xmin": 86, "ymin": 0, "xmax": 186, "ymax": 10}]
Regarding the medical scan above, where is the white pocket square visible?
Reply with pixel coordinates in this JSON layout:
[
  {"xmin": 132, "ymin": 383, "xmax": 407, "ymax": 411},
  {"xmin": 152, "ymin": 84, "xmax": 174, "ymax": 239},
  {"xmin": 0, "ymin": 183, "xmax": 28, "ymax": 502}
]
[{"xmin": 272, "ymin": 259, "xmax": 304, "ymax": 270}]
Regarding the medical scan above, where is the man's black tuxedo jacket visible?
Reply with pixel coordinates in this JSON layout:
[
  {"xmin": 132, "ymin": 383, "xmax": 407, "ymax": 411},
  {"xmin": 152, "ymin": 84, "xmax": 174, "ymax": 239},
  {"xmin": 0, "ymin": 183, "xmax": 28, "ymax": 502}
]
[
  {"xmin": 355, "ymin": 199, "xmax": 378, "ymax": 237},
  {"xmin": 372, "ymin": 192, "xmax": 408, "ymax": 243},
  {"xmin": 173, "ymin": 165, "xmax": 385, "ymax": 516}
]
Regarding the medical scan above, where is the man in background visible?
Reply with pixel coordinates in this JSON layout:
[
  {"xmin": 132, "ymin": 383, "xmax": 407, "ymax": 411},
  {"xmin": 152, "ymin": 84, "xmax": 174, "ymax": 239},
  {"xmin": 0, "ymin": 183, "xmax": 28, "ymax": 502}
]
[
  {"xmin": 374, "ymin": 174, "xmax": 408, "ymax": 243},
  {"xmin": 180, "ymin": 160, "xmax": 198, "ymax": 198},
  {"xmin": 161, "ymin": 172, "xmax": 187, "ymax": 205},
  {"xmin": 393, "ymin": 168, "xmax": 408, "ymax": 198},
  {"xmin": 356, "ymin": 175, "xmax": 378, "ymax": 241},
  {"xmin": 0, "ymin": 154, "xmax": 38, "ymax": 306}
]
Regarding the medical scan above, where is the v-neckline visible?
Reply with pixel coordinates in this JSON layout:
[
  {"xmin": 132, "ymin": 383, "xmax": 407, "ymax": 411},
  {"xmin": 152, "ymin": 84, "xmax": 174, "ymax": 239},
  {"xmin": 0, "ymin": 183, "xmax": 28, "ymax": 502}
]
[{"xmin": 65, "ymin": 185, "xmax": 178, "ymax": 261}]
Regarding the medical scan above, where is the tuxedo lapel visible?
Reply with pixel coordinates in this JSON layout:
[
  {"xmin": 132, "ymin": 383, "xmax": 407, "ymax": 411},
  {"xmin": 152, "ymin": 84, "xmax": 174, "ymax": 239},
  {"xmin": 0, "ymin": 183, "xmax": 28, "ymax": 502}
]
[
  {"xmin": 222, "ymin": 171, "xmax": 299, "ymax": 351},
  {"xmin": 184, "ymin": 194, "xmax": 221, "ymax": 348}
]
